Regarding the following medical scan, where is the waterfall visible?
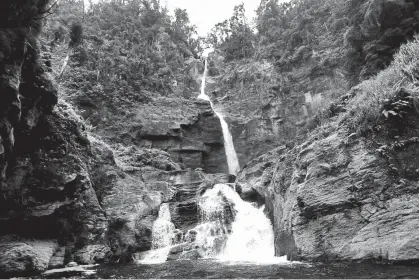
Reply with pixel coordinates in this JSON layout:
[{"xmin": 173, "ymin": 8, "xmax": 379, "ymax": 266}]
[
  {"xmin": 198, "ymin": 49, "xmax": 240, "ymax": 176},
  {"xmin": 196, "ymin": 184, "xmax": 278, "ymax": 262},
  {"xmin": 139, "ymin": 186, "xmax": 284, "ymax": 264},
  {"xmin": 138, "ymin": 50, "xmax": 283, "ymax": 264},
  {"xmin": 151, "ymin": 204, "xmax": 175, "ymax": 250},
  {"xmin": 140, "ymin": 204, "xmax": 175, "ymax": 263}
]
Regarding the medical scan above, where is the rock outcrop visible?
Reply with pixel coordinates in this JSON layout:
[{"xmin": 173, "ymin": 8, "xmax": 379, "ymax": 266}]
[
  {"xmin": 72, "ymin": 93, "xmax": 228, "ymax": 174},
  {"xmin": 0, "ymin": 4, "xmax": 110, "ymax": 275},
  {"xmin": 0, "ymin": 98, "xmax": 110, "ymax": 277},
  {"xmin": 237, "ymin": 89, "xmax": 419, "ymax": 262},
  {"xmin": 0, "ymin": 237, "xmax": 58, "ymax": 277},
  {"xmin": 100, "ymin": 141, "xmax": 229, "ymax": 261}
]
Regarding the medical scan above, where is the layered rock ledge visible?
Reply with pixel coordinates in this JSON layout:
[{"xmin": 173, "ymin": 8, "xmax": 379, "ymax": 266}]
[{"xmin": 238, "ymin": 90, "xmax": 419, "ymax": 263}]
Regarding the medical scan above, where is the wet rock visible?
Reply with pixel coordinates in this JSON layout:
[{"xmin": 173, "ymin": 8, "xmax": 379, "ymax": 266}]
[
  {"xmin": 74, "ymin": 245, "xmax": 112, "ymax": 264},
  {"xmin": 172, "ymin": 229, "xmax": 184, "ymax": 245},
  {"xmin": 178, "ymin": 249, "xmax": 202, "ymax": 260},
  {"xmin": 66, "ymin": 262, "xmax": 78, "ymax": 267},
  {"xmin": 48, "ymin": 247, "xmax": 65, "ymax": 269},
  {"xmin": 185, "ymin": 230, "xmax": 198, "ymax": 243},
  {"xmin": 167, "ymin": 242, "xmax": 203, "ymax": 261},
  {"xmin": 237, "ymin": 106, "xmax": 419, "ymax": 262}
]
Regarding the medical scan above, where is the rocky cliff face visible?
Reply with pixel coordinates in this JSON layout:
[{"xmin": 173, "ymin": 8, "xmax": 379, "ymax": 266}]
[
  {"xmin": 0, "ymin": 30, "xmax": 108, "ymax": 274},
  {"xmin": 205, "ymin": 54, "xmax": 348, "ymax": 168},
  {"xmin": 237, "ymin": 89, "xmax": 419, "ymax": 262},
  {"xmin": 98, "ymin": 141, "xmax": 229, "ymax": 262},
  {"xmin": 95, "ymin": 98, "xmax": 228, "ymax": 174},
  {"xmin": 61, "ymin": 65, "xmax": 228, "ymax": 174}
]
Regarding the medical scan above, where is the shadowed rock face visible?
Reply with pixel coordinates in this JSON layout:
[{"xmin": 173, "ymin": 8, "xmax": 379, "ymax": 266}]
[
  {"xmin": 237, "ymin": 89, "xmax": 419, "ymax": 263},
  {"xmin": 73, "ymin": 94, "xmax": 228, "ymax": 174},
  {"xmin": 0, "ymin": 237, "xmax": 58, "ymax": 277},
  {"xmin": 0, "ymin": 1, "xmax": 93, "ymax": 276}
]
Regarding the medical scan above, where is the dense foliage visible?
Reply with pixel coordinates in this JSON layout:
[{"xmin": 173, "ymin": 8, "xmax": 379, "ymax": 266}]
[
  {"xmin": 45, "ymin": 0, "xmax": 419, "ymax": 133},
  {"xmin": 44, "ymin": 0, "xmax": 202, "ymax": 102},
  {"xmin": 206, "ymin": 3, "xmax": 255, "ymax": 61},
  {"xmin": 212, "ymin": 0, "xmax": 419, "ymax": 85},
  {"xmin": 345, "ymin": 0, "xmax": 419, "ymax": 85}
]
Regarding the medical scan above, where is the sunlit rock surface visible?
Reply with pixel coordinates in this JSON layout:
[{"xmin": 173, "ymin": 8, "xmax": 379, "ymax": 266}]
[{"xmin": 237, "ymin": 91, "xmax": 419, "ymax": 262}]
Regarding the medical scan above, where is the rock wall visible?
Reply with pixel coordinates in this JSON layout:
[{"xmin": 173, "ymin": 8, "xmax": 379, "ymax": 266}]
[
  {"xmin": 237, "ymin": 89, "xmax": 419, "ymax": 262},
  {"xmin": 230, "ymin": 93, "xmax": 306, "ymax": 167},
  {"xmin": 97, "ymin": 141, "xmax": 229, "ymax": 261},
  {"xmin": 0, "ymin": 4, "xmax": 106, "ymax": 274},
  {"xmin": 206, "ymin": 54, "xmax": 348, "ymax": 167},
  {"xmin": 72, "ymin": 93, "xmax": 228, "ymax": 174}
]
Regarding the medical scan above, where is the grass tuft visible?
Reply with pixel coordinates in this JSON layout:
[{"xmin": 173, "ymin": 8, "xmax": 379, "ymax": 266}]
[{"xmin": 336, "ymin": 35, "xmax": 419, "ymax": 133}]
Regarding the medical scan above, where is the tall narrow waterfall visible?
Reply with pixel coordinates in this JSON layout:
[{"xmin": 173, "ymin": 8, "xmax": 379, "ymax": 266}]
[{"xmin": 198, "ymin": 49, "xmax": 240, "ymax": 175}]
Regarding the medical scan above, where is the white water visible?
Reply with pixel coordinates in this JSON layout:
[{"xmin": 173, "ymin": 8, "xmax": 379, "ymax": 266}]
[
  {"xmin": 198, "ymin": 49, "xmax": 240, "ymax": 175},
  {"xmin": 198, "ymin": 184, "xmax": 279, "ymax": 263},
  {"xmin": 191, "ymin": 188, "xmax": 231, "ymax": 258},
  {"xmin": 138, "ymin": 50, "xmax": 283, "ymax": 265},
  {"xmin": 140, "ymin": 204, "xmax": 175, "ymax": 263}
]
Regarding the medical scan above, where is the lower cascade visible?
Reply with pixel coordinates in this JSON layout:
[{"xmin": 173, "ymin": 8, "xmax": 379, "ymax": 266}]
[
  {"xmin": 139, "ymin": 204, "xmax": 175, "ymax": 263},
  {"xmin": 140, "ymin": 184, "xmax": 281, "ymax": 263}
]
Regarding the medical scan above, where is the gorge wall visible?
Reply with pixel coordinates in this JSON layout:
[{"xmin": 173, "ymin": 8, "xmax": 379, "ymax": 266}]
[
  {"xmin": 3, "ymin": 0, "xmax": 419, "ymax": 277},
  {"xmin": 237, "ymin": 88, "xmax": 419, "ymax": 262}
]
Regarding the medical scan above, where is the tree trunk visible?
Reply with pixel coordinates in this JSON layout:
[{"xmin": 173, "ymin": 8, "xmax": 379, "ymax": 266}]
[{"xmin": 59, "ymin": 48, "xmax": 72, "ymax": 80}]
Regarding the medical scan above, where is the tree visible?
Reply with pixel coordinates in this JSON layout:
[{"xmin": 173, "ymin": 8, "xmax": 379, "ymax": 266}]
[
  {"xmin": 59, "ymin": 22, "xmax": 83, "ymax": 79},
  {"xmin": 207, "ymin": 3, "xmax": 255, "ymax": 61},
  {"xmin": 344, "ymin": 0, "xmax": 419, "ymax": 84},
  {"xmin": 44, "ymin": 0, "xmax": 202, "ymax": 99}
]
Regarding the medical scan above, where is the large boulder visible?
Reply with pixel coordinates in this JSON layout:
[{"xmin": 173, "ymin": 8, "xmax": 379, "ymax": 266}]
[
  {"xmin": 0, "ymin": 237, "xmax": 58, "ymax": 277},
  {"xmin": 74, "ymin": 244, "xmax": 112, "ymax": 264}
]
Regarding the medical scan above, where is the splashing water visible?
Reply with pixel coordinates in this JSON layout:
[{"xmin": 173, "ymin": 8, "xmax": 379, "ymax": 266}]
[
  {"xmin": 140, "ymin": 204, "xmax": 175, "ymax": 263},
  {"xmin": 194, "ymin": 184, "xmax": 283, "ymax": 263},
  {"xmin": 198, "ymin": 49, "xmax": 240, "ymax": 175},
  {"xmin": 139, "ymin": 185, "xmax": 285, "ymax": 264},
  {"xmin": 191, "ymin": 188, "xmax": 232, "ymax": 258},
  {"xmin": 209, "ymin": 185, "xmax": 275, "ymax": 261},
  {"xmin": 151, "ymin": 204, "xmax": 175, "ymax": 249}
]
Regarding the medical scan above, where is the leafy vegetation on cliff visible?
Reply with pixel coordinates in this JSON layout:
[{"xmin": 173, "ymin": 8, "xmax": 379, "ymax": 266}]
[
  {"xmin": 44, "ymin": 0, "xmax": 202, "ymax": 102},
  {"xmin": 340, "ymin": 36, "xmax": 419, "ymax": 133},
  {"xmin": 207, "ymin": 0, "xmax": 419, "ymax": 138},
  {"xmin": 45, "ymin": 0, "xmax": 419, "ymax": 154}
]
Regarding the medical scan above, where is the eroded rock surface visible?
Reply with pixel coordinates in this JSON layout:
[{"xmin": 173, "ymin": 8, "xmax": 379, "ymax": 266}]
[
  {"xmin": 0, "ymin": 237, "xmax": 58, "ymax": 277},
  {"xmin": 72, "ymin": 93, "xmax": 228, "ymax": 174},
  {"xmin": 238, "ymin": 90, "xmax": 419, "ymax": 262}
]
